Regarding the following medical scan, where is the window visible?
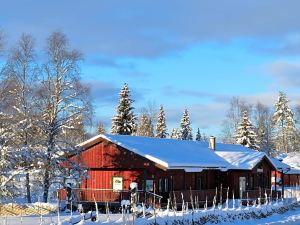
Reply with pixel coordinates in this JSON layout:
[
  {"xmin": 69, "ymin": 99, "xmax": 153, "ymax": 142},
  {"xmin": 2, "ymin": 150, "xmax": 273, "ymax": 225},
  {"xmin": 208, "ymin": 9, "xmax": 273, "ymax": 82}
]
[
  {"xmin": 195, "ymin": 176, "xmax": 202, "ymax": 190},
  {"xmin": 145, "ymin": 180, "xmax": 154, "ymax": 192},
  {"xmin": 259, "ymin": 174, "xmax": 265, "ymax": 188},
  {"xmin": 246, "ymin": 175, "xmax": 254, "ymax": 190},
  {"xmin": 164, "ymin": 178, "xmax": 169, "ymax": 192},
  {"xmin": 159, "ymin": 179, "xmax": 163, "ymax": 192},
  {"xmin": 158, "ymin": 178, "xmax": 169, "ymax": 192}
]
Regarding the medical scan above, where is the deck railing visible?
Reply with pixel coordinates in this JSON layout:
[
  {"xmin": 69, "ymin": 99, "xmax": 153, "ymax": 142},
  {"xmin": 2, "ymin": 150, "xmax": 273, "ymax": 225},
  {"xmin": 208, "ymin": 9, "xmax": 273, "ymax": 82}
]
[
  {"xmin": 58, "ymin": 188, "xmax": 163, "ymax": 205},
  {"xmin": 242, "ymin": 189, "xmax": 282, "ymax": 201},
  {"xmin": 172, "ymin": 189, "xmax": 228, "ymax": 206}
]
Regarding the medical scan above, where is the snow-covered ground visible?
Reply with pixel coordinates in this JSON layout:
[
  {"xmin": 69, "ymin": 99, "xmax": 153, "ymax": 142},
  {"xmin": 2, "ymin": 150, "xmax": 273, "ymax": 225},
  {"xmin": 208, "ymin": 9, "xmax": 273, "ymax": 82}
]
[
  {"xmin": 2, "ymin": 200, "xmax": 300, "ymax": 225},
  {"xmin": 218, "ymin": 206, "xmax": 300, "ymax": 225}
]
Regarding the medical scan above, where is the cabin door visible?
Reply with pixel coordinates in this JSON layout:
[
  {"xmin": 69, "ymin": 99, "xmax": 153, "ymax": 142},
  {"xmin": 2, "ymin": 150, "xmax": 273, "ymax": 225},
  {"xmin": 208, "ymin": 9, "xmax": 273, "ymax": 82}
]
[{"xmin": 239, "ymin": 177, "xmax": 246, "ymax": 199}]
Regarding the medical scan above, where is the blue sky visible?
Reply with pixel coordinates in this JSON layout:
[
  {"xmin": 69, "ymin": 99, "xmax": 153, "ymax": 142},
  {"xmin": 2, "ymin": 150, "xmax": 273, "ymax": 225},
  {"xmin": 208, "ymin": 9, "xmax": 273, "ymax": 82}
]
[{"xmin": 2, "ymin": 0, "xmax": 300, "ymax": 137}]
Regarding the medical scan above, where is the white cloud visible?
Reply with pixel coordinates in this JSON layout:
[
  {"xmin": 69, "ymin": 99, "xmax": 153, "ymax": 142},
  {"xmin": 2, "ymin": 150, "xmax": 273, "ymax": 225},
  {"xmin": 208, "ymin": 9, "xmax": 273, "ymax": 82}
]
[{"xmin": 265, "ymin": 61, "xmax": 300, "ymax": 88}]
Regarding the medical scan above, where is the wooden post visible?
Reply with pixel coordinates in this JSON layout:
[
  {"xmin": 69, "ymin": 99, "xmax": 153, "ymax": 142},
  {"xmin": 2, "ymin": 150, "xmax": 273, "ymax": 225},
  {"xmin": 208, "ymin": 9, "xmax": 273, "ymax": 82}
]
[{"xmin": 275, "ymin": 170, "xmax": 277, "ymax": 191}]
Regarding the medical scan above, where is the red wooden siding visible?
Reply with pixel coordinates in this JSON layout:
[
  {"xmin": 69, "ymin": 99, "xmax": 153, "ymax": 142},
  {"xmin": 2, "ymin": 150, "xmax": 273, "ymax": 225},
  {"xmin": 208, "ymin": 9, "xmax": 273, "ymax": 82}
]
[{"xmin": 81, "ymin": 170, "xmax": 143, "ymax": 190}]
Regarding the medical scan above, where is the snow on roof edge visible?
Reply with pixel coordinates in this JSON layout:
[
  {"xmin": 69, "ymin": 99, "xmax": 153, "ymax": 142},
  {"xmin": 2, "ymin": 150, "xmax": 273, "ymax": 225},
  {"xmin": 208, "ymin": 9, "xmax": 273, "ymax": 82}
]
[
  {"xmin": 77, "ymin": 134, "xmax": 232, "ymax": 170},
  {"xmin": 97, "ymin": 134, "xmax": 170, "ymax": 169},
  {"xmin": 216, "ymin": 150, "xmax": 277, "ymax": 170}
]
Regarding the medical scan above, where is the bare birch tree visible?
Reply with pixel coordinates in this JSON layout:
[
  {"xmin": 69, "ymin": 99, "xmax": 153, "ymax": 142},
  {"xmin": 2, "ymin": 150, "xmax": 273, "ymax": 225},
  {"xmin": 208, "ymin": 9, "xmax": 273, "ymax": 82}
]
[
  {"xmin": 252, "ymin": 102, "xmax": 274, "ymax": 154},
  {"xmin": 2, "ymin": 34, "xmax": 40, "ymax": 203},
  {"xmin": 221, "ymin": 97, "xmax": 252, "ymax": 143},
  {"xmin": 38, "ymin": 32, "xmax": 92, "ymax": 202}
]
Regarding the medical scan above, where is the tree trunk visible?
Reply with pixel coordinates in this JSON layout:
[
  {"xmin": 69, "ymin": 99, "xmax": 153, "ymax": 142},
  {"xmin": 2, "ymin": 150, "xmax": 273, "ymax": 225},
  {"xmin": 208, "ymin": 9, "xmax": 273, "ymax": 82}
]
[
  {"xmin": 43, "ymin": 168, "xmax": 50, "ymax": 203},
  {"xmin": 43, "ymin": 132, "xmax": 54, "ymax": 203},
  {"xmin": 25, "ymin": 172, "xmax": 31, "ymax": 203},
  {"xmin": 43, "ymin": 145, "xmax": 52, "ymax": 203}
]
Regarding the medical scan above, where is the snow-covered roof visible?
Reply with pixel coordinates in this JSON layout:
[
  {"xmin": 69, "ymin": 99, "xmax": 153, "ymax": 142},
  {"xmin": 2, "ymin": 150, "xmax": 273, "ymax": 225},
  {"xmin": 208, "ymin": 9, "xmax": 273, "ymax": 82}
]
[
  {"xmin": 78, "ymin": 134, "xmax": 232, "ymax": 171},
  {"xmin": 287, "ymin": 168, "xmax": 300, "ymax": 175},
  {"xmin": 215, "ymin": 143, "xmax": 276, "ymax": 170},
  {"xmin": 216, "ymin": 150, "xmax": 266, "ymax": 170},
  {"xmin": 281, "ymin": 152, "xmax": 300, "ymax": 170},
  {"xmin": 269, "ymin": 157, "xmax": 290, "ymax": 171},
  {"xmin": 274, "ymin": 152, "xmax": 300, "ymax": 174}
]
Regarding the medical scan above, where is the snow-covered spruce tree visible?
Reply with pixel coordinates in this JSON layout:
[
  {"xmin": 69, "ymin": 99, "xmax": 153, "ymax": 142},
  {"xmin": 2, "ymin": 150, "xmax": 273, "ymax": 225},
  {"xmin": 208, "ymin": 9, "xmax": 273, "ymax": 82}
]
[
  {"xmin": 196, "ymin": 128, "xmax": 202, "ymax": 141},
  {"xmin": 148, "ymin": 117, "xmax": 154, "ymax": 137},
  {"xmin": 155, "ymin": 105, "xmax": 168, "ymax": 138},
  {"xmin": 170, "ymin": 128, "xmax": 180, "ymax": 139},
  {"xmin": 180, "ymin": 109, "xmax": 193, "ymax": 140},
  {"xmin": 97, "ymin": 122, "xmax": 106, "ymax": 134},
  {"xmin": 235, "ymin": 110, "xmax": 259, "ymax": 150},
  {"xmin": 272, "ymin": 92, "xmax": 296, "ymax": 153},
  {"xmin": 137, "ymin": 113, "xmax": 154, "ymax": 137},
  {"xmin": 111, "ymin": 83, "xmax": 137, "ymax": 135},
  {"xmin": 1, "ymin": 34, "xmax": 40, "ymax": 203},
  {"xmin": 37, "ymin": 32, "xmax": 92, "ymax": 202}
]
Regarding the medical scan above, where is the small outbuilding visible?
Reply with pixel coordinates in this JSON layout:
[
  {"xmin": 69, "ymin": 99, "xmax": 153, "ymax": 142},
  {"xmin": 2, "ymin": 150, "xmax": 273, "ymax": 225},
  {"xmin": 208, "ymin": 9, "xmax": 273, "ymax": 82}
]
[{"xmin": 215, "ymin": 144, "xmax": 277, "ymax": 199}]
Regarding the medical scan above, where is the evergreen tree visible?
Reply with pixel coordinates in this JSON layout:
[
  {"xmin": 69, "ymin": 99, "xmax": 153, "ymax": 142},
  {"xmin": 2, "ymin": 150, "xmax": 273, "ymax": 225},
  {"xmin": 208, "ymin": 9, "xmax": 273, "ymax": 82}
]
[
  {"xmin": 235, "ymin": 110, "xmax": 259, "ymax": 149},
  {"xmin": 180, "ymin": 109, "xmax": 193, "ymax": 140},
  {"xmin": 272, "ymin": 92, "xmax": 296, "ymax": 153},
  {"xmin": 155, "ymin": 105, "xmax": 168, "ymax": 138},
  {"xmin": 196, "ymin": 128, "xmax": 202, "ymax": 141},
  {"xmin": 170, "ymin": 128, "xmax": 180, "ymax": 139},
  {"xmin": 137, "ymin": 113, "xmax": 154, "ymax": 137},
  {"xmin": 111, "ymin": 83, "xmax": 137, "ymax": 135},
  {"xmin": 97, "ymin": 122, "xmax": 106, "ymax": 134},
  {"xmin": 147, "ymin": 117, "xmax": 154, "ymax": 137}
]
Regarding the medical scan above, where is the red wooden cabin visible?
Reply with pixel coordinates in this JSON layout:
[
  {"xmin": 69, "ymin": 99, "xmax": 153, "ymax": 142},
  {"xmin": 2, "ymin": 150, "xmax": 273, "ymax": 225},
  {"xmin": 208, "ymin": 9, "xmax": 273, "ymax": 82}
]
[
  {"xmin": 215, "ymin": 144, "xmax": 278, "ymax": 199},
  {"xmin": 60, "ymin": 134, "xmax": 285, "ymax": 208},
  {"xmin": 61, "ymin": 134, "xmax": 232, "ymax": 206}
]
